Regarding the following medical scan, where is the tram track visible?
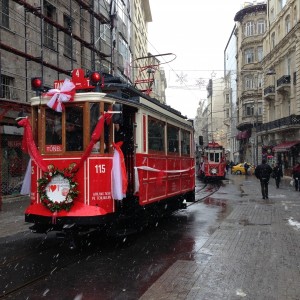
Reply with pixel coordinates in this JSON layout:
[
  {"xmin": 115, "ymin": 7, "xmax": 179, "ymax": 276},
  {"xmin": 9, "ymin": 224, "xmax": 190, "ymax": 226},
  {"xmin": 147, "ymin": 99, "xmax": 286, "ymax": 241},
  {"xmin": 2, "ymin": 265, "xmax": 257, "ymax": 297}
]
[
  {"xmin": 0, "ymin": 232, "xmax": 113, "ymax": 299},
  {"xmin": 186, "ymin": 181, "xmax": 221, "ymax": 207},
  {"xmin": 1, "ymin": 182, "xmax": 222, "ymax": 299}
]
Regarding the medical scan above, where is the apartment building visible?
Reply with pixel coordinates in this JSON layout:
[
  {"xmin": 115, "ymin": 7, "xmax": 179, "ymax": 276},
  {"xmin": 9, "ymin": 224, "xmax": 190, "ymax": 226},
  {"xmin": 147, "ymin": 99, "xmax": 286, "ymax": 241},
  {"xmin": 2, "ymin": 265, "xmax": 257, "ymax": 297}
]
[
  {"xmin": 261, "ymin": 0, "xmax": 300, "ymax": 175},
  {"xmin": 0, "ymin": 0, "xmax": 168, "ymax": 195},
  {"xmin": 234, "ymin": 2, "xmax": 267, "ymax": 165}
]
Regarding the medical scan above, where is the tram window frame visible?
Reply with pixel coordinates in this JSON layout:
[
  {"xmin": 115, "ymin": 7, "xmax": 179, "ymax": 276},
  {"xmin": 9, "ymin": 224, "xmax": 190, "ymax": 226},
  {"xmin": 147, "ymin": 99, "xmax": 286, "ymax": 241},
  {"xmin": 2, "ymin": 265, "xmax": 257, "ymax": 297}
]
[
  {"xmin": 181, "ymin": 129, "xmax": 190, "ymax": 156},
  {"xmin": 167, "ymin": 124, "xmax": 179, "ymax": 155},
  {"xmin": 44, "ymin": 108, "xmax": 63, "ymax": 151},
  {"xmin": 89, "ymin": 102, "xmax": 114, "ymax": 155},
  {"xmin": 148, "ymin": 117, "xmax": 165, "ymax": 154},
  {"xmin": 65, "ymin": 105, "xmax": 84, "ymax": 152}
]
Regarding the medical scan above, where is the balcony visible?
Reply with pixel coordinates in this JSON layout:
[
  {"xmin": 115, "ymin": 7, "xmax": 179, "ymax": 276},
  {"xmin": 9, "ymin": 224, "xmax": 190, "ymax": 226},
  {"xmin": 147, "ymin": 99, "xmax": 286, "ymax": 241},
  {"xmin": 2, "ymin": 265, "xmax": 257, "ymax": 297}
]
[
  {"xmin": 276, "ymin": 75, "xmax": 290, "ymax": 93},
  {"xmin": 263, "ymin": 85, "xmax": 275, "ymax": 100},
  {"xmin": 237, "ymin": 115, "xmax": 262, "ymax": 131},
  {"xmin": 256, "ymin": 115, "xmax": 300, "ymax": 133}
]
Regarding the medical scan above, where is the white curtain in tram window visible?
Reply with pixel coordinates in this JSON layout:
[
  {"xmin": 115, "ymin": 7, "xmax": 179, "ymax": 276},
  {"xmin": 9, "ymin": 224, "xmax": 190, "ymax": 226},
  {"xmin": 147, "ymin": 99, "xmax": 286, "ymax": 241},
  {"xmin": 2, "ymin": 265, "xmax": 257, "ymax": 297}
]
[
  {"xmin": 21, "ymin": 159, "xmax": 31, "ymax": 195},
  {"xmin": 112, "ymin": 149, "xmax": 124, "ymax": 200}
]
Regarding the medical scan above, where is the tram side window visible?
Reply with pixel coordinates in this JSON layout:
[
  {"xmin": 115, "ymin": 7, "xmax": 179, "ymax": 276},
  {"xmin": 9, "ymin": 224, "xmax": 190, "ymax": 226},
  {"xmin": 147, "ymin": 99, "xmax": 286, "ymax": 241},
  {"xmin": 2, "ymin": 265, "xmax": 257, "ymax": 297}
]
[
  {"xmin": 148, "ymin": 117, "xmax": 165, "ymax": 153},
  {"xmin": 90, "ymin": 103, "xmax": 100, "ymax": 153},
  {"xmin": 65, "ymin": 106, "xmax": 83, "ymax": 151},
  {"xmin": 181, "ymin": 130, "xmax": 190, "ymax": 156},
  {"xmin": 45, "ymin": 109, "xmax": 62, "ymax": 145},
  {"xmin": 167, "ymin": 125, "xmax": 179, "ymax": 154}
]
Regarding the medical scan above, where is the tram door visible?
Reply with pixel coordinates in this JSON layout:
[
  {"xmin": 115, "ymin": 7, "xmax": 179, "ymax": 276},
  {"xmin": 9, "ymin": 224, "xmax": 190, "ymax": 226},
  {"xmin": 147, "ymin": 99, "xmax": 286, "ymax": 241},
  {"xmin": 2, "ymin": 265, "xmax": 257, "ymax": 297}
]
[{"xmin": 114, "ymin": 105, "xmax": 136, "ymax": 196}]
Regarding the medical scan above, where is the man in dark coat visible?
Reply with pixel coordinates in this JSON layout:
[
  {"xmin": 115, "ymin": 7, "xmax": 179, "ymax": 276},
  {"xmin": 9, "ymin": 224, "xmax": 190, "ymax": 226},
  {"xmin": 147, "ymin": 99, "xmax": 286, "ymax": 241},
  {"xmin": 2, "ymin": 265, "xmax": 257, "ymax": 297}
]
[
  {"xmin": 255, "ymin": 159, "xmax": 273, "ymax": 199},
  {"xmin": 272, "ymin": 163, "xmax": 283, "ymax": 188},
  {"xmin": 292, "ymin": 162, "xmax": 300, "ymax": 191}
]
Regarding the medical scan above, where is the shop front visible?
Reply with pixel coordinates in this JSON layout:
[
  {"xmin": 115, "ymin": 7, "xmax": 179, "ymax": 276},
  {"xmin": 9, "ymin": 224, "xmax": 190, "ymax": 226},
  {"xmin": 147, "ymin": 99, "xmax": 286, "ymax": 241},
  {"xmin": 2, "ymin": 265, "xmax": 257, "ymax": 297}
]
[{"xmin": 273, "ymin": 141, "xmax": 300, "ymax": 176}]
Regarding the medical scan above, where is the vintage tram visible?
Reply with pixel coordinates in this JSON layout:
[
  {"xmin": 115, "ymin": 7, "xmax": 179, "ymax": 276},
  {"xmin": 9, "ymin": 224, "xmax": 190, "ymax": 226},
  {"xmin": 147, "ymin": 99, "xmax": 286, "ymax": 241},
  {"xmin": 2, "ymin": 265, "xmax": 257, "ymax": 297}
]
[
  {"xmin": 197, "ymin": 142, "xmax": 226, "ymax": 182},
  {"xmin": 19, "ymin": 69, "xmax": 195, "ymax": 236}
]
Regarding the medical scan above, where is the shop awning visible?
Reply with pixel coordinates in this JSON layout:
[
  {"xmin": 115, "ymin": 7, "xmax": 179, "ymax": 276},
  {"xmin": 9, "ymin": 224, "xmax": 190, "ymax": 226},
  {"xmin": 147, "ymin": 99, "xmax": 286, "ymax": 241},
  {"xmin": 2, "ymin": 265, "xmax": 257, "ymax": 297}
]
[{"xmin": 273, "ymin": 141, "xmax": 300, "ymax": 152}]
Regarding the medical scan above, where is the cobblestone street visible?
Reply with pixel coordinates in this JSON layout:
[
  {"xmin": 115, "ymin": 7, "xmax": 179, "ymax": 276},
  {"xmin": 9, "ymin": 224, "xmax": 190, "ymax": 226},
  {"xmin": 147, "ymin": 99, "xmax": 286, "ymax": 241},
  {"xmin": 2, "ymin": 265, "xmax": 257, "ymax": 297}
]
[{"xmin": 140, "ymin": 174, "xmax": 300, "ymax": 300}]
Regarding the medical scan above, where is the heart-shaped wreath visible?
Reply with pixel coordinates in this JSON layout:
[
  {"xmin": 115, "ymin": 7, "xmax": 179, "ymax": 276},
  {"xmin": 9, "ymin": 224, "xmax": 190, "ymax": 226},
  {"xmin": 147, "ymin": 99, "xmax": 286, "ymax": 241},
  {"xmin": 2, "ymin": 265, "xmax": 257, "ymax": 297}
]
[{"xmin": 37, "ymin": 164, "xmax": 79, "ymax": 212}]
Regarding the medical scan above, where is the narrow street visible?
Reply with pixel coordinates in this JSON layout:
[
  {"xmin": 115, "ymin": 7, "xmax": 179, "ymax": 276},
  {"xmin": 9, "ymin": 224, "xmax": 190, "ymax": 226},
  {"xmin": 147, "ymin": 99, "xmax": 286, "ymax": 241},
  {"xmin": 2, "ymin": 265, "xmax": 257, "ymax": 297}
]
[{"xmin": 1, "ymin": 174, "xmax": 300, "ymax": 299}]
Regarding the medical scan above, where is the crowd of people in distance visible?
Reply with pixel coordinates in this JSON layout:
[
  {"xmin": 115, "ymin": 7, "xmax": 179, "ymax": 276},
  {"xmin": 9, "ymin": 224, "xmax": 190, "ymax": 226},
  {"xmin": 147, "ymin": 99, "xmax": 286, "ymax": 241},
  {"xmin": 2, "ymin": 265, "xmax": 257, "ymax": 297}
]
[{"xmin": 226, "ymin": 159, "xmax": 300, "ymax": 199}]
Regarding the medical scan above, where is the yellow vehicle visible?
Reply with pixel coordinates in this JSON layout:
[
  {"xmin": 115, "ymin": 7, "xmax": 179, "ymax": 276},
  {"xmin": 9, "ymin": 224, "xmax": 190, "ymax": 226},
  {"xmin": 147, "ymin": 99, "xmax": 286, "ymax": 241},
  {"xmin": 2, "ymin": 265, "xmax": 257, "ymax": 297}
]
[{"xmin": 231, "ymin": 163, "xmax": 255, "ymax": 175}]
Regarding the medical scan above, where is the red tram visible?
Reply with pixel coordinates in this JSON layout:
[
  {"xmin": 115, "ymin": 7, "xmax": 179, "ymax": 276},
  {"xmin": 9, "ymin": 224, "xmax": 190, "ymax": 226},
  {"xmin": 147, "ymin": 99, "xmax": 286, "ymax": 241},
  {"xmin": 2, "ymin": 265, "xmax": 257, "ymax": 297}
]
[
  {"xmin": 197, "ymin": 142, "xmax": 226, "ymax": 182},
  {"xmin": 19, "ymin": 69, "xmax": 195, "ymax": 236}
]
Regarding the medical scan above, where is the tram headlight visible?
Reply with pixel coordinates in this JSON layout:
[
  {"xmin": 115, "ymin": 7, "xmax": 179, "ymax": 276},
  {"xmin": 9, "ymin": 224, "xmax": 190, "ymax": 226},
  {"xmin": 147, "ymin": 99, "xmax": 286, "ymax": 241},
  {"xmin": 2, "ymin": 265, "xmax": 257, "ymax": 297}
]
[{"xmin": 210, "ymin": 168, "xmax": 217, "ymax": 175}]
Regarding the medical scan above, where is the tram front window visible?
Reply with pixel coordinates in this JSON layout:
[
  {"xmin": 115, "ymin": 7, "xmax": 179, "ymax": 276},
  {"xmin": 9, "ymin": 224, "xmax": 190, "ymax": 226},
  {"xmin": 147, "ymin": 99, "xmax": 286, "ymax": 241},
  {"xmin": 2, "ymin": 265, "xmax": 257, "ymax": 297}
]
[
  {"xmin": 45, "ymin": 109, "xmax": 62, "ymax": 146},
  {"xmin": 65, "ymin": 107, "xmax": 83, "ymax": 151}
]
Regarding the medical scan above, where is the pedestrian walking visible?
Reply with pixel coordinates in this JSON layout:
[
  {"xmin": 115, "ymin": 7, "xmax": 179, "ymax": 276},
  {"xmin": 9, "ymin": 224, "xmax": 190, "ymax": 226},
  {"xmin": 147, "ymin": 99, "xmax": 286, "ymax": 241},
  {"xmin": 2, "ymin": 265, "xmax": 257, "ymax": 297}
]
[
  {"xmin": 292, "ymin": 161, "xmax": 300, "ymax": 191},
  {"xmin": 272, "ymin": 163, "xmax": 283, "ymax": 188},
  {"xmin": 255, "ymin": 159, "xmax": 273, "ymax": 199},
  {"xmin": 244, "ymin": 162, "xmax": 249, "ymax": 175}
]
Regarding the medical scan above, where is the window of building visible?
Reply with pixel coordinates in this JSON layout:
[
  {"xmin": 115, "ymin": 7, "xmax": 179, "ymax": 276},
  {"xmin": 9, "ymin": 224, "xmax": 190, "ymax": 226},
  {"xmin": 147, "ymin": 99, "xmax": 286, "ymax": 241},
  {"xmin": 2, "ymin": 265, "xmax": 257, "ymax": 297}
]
[
  {"xmin": 285, "ymin": 15, "xmax": 291, "ymax": 33},
  {"xmin": 257, "ymin": 73, "xmax": 263, "ymax": 88},
  {"xmin": 271, "ymin": 32, "xmax": 276, "ymax": 49},
  {"xmin": 100, "ymin": 24, "xmax": 110, "ymax": 43},
  {"xmin": 225, "ymin": 94, "xmax": 230, "ymax": 104},
  {"xmin": 258, "ymin": 105, "xmax": 263, "ymax": 115},
  {"xmin": 257, "ymin": 19, "xmax": 265, "ymax": 34},
  {"xmin": 117, "ymin": 0, "xmax": 126, "ymax": 23},
  {"xmin": 244, "ymin": 104, "xmax": 254, "ymax": 116},
  {"xmin": 43, "ymin": 1, "xmax": 56, "ymax": 50},
  {"xmin": 226, "ymin": 108, "xmax": 230, "ymax": 119},
  {"xmin": 257, "ymin": 46, "xmax": 263, "ymax": 62},
  {"xmin": 245, "ymin": 21, "xmax": 255, "ymax": 36},
  {"xmin": 148, "ymin": 117, "xmax": 165, "ymax": 153},
  {"xmin": 270, "ymin": 8, "xmax": 275, "ymax": 22},
  {"xmin": 245, "ymin": 48, "xmax": 254, "ymax": 64},
  {"xmin": 167, "ymin": 125, "xmax": 179, "ymax": 154},
  {"xmin": 278, "ymin": 0, "xmax": 286, "ymax": 10},
  {"xmin": 1, "ymin": 75, "xmax": 15, "ymax": 99},
  {"xmin": 64, "ymin": 15, "xmax": 73, "ymax": 58},
  {"xmin": 286, "ymin": 57, "xmax": 291, "ymax": 75},
  {"xmin": 181, "ymin": 130, "xmax": 190, "ymax": 156},
  {"xmin": 0, "ymin": 0, "xmax": 9, "ymax": 28},
  {"xmin": 245, "ymin": 76, "xmax": 255, "ymax": 90},
  {"xmin": 294, "ymin": 6, "xmax": 298, "ymax": 26}
]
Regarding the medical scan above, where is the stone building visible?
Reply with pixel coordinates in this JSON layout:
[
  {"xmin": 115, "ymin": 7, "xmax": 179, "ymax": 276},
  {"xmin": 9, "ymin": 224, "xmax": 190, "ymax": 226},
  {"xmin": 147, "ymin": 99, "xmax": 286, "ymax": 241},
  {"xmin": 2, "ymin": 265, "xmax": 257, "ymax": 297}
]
[
  {"xmin": 260, "ymin": 0, "xmax": 300, "ymax": 175},
  {"xmin": 234, "ymin": 2, "xmax": 267, "ymax": 165},
  {"xmin": 0, "ymin": 0, "xmax": 167, "ymax": 196}
]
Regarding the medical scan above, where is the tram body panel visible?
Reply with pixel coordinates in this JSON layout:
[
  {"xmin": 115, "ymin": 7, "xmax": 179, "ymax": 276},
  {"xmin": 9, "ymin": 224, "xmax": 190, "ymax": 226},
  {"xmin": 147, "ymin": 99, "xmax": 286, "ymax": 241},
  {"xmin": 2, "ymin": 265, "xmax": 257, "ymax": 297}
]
[
  {"xmin": 135, "ymin": 154, "xmax": 195, "ymax": 205},
  {"xmin": 26, "ymin": 156, "xmax": 115, "ymax": 218},
  {"xmin": 20, "ymin": 68, "xmax": 195, "ymax": 234}
]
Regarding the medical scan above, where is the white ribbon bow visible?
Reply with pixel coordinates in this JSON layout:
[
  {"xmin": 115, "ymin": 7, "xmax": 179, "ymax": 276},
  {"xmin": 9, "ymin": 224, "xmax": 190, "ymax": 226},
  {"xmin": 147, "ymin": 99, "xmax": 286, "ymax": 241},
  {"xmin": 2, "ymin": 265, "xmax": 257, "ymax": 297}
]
[{"xmin": 46, "ymin": 79, "xmax": 75, "ymax": 112}]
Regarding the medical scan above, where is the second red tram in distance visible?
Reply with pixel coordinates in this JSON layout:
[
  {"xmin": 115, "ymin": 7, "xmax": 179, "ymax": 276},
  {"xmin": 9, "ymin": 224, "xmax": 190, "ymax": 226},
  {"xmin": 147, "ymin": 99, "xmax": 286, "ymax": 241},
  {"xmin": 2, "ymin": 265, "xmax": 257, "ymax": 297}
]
[
  {"xmin": 19, "ymin": 68, "xmax": 195, "ymax": 237},
  {"xmin": 197, "ymin": 142, "xmax": 226, "ymax": 182}
]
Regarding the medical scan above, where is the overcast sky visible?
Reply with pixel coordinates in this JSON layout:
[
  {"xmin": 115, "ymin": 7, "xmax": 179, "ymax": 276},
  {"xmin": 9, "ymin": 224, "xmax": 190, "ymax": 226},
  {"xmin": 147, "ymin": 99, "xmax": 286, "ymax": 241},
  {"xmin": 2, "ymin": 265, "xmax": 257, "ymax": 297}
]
[{"xmin": 147, "ymin": 0, "xmax": 245, "ymax": 119}]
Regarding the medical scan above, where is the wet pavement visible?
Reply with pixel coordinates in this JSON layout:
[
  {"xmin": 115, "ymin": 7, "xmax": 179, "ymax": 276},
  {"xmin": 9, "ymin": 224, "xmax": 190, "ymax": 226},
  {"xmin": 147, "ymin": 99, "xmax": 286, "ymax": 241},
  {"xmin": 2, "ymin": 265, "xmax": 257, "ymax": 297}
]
[
  {"xmin": 140, "ymin": 174, "xmax": 300, "ymax": 300},
  {"xmin": 1, "ymin": 174, "xmax": 300, "ymax": 299}
]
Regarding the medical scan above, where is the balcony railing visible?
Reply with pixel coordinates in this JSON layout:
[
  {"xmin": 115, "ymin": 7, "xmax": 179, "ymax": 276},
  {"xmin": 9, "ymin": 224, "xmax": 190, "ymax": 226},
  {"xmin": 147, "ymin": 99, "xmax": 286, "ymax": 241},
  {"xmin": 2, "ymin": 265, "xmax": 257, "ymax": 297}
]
[
  {"xmin": 264, "ymin": 85, "xmax": 275, "ymax": 95},
  {"xmin": 256, "ymin": 115, "xmax": 300, "ymax": 133},
  {"xmin": 277, "ymin": 75, "xmax": 290, "ymax": 88}
]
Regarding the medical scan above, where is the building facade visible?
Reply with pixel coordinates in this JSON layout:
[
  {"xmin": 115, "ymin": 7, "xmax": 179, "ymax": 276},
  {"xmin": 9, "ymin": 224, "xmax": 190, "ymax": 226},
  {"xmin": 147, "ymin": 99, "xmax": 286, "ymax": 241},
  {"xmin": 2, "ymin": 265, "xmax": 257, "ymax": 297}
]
[
  {"xmin": 0, "ymin": 0, "xmax": 167, "ymax": 196},
  {"xmin": 260, "ymin": 0, "xmax": 300, "ymax": 175},
  {"xmin": 224, "ymin": 25, "xmax": 239, "ymax": 163},
  {"xmin": 234, "ymin": 2, "xmax": 267, "ymax": 165}
]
